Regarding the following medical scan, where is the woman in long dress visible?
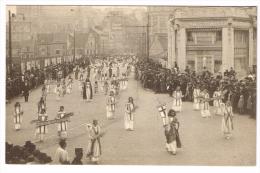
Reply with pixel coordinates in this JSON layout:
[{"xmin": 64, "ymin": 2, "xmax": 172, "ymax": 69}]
[
  {"xmin": 86, "ymin": 120, "xmax": 103, "ymax": 164},
  {"xmin": 193, "ymin": 85, "xmax": 200, "ymax": 110},
  {"xmin": 106, "ymin": 91, "xmax": 116, "ymax": 119},
  {"xmin": 172, "ymin": 86, "xmax": 183, "ymax": 112},
  {"xmin": 13, "ymin": 102, "xmax": 23, "ymax": 130},
  {"xmin": 221, "ymin": 101, "xmax": 234, "ymax": 139},
  {"xmin": 213, "ymin": 87, "xmax": 223, "ymax": 115},
  {"xmin": 124, "ymin": 97, "xmax": 135, "ymax": 131},
  {"xmin": 201, "ymin": 89, "xmax": 211, "ymax": 118}
]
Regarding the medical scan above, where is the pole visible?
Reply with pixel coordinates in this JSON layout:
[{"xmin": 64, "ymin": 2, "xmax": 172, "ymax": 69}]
[
  {"xmin": 73, "ymin": 29, "xmax": 76, "ymax": 62},
  {"xmin": 8, "ymin": 10, "xmax": 12, "ymax": 76},
  {"xmin": 147, "ymin": 13, "xmax": 149, "ymax": 59}
]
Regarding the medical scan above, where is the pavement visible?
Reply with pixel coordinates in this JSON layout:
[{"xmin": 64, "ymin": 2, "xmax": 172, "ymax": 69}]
[{"xmin": 6, "ymin": 72, "xmax": 256, "ymax": 165}]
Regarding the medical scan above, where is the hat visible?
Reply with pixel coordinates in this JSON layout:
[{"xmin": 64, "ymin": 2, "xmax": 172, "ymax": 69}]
[
  {"xmin": 75, "ymin": 148, "xmax": 83, "ymax": 155},
  {"xmin": 168, "ymin": 109, "xmax": 176, "ymax": 117}
]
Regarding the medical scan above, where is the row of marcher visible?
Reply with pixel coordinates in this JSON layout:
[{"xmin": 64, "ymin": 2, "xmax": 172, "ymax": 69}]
[{"xmin": 11, "ymin": 56, "xmax": 137, "ymax": 164}]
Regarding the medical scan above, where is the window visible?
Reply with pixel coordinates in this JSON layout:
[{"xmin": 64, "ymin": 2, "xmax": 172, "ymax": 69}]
[
  {"xmin": 216, "ymin": 31, "xmax": 222, "ymax": 41},
  {"xmin": 56, "ymin": 50, "xmax": 60, "ymax": 55},
  {"xmin": 187, "ymin": 31, "xmax": 193, "ymax": 42}
]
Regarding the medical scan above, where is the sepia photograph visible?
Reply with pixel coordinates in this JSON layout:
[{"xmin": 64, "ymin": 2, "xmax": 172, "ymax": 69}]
[{"xmin": 1, "ymin": 0, "xmax": 259, "ymax": 171}]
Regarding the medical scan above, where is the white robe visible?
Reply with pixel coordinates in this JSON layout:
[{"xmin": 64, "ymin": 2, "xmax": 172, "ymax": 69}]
[
  {"xmin": 124, "ymin": 103, "xmax": 134, "ymax": 130},
  {"xmin": 221, "ymin": 105, "xmax": 234, "ymax": 138},
  {"xmin": 213, "ymin": 91, "xmax": 222, "ymax": 115},
  {"xmin": 57, "ymin": 111, "xmax": 68, "ymax": 138},
  {"xmin": 14, "ymin": 108, "xmax": 22, "ymax": 130},
  {"xmin": 106, "ymin": 96, "xmax": 116, "ymax": 119},
  {"xmin": 172, "ymin": 91, "xmax": 182, "ymax": 112},
  {"xmin": 87, "ymin": 126, "xmax": 102, "ymax": 162},
  {"xmin": 201, "ymin": 93, "xmax": 211, "ymax": 118},
  {"xmin": 193, "ymin": 89, "xmax": 200, "ymax": 110}
]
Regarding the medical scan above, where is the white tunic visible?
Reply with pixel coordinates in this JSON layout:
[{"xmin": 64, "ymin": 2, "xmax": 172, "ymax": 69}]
[{"xmin": 172, "ymin": 91, "xmax": 182, "ymax": 112}]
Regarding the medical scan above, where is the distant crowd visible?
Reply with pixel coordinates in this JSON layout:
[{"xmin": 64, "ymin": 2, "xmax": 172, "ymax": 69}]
[{"xmin": 135, "ymin": 59, "xmax": 256, "ymax": 118}]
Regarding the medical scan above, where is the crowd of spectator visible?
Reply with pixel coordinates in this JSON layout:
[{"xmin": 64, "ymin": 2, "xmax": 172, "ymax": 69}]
[{"xmin": 135, "ymin": 59, "xmax": 256, "ymax": 118}]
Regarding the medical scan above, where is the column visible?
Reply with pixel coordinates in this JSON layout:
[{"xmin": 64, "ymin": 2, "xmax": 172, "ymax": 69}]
[
  {"xmin": 167, "ymin": 22, "xmax": 176, "ymax": 69},
  {"xmin": 222, "ymin": 26, "xmax": 234, "ymax": 73},
  {"xmin": 248, "ymin": 27, "xmax": 254, "ymax": 69},
  {"xmin": 177, "ymin": 27, "xmax": 186, "ymax": 71}
]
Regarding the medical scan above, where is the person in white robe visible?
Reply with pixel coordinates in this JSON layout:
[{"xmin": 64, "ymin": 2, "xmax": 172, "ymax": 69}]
[
  {"xmin": 201, "ymin": 89, "xmax": 211, "ymax": 118},
  {"xmin": 106, "ymin": 91, "xmax": 116, "ymax": 119},
  {"xmin": 13, "ymin": 102, "xmax": 23, "ymax": 130},
  {"xmin": 56, "ymin": 106, "xmax": 68, "ymax": 139},
  {"xmin": 66, "ymin": 76, "xmax": 73, "ymax": 94},
  {"xmin": 172, "ymin": 86, "xmax": 183, "ymax": 112},
  {"xmin": 44, "ymin": 79, "xmax": 50, "ymax": 93},
  {"xmin": 35, "ymin": 109, "xmax": 48, "ymax": 142},
  {"xmin": 86, "ymin": 120, "xmax": 103, "ymax": 164},
  {"xmin": 85, "ymin": 80, "xmax": 93, "ymax": 102},
  {"xmin": 221, "ymin": 101, "xmax": 234, "ymax": 139},
  {"xmin": 193, "ymin": 86, "xmax": 200, "ymax": 110},
  {"xmin": 124, "ymin": 97, "xmax": 135, "ymax": 131},
  {"xmin": 213, "ymin": 88, "xmax": 223, "ymax": 115}
]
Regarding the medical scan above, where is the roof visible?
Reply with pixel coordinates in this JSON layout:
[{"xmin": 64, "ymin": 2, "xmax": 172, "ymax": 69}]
[{"xmin": 175, "ymin": 7, "xmax": 255, "ymax": 19}]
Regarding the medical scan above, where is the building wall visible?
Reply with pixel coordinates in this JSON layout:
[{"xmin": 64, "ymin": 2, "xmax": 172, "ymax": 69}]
[{"xmin": 168, "ymin": 7, "xmax": 257, "ymax": 77}]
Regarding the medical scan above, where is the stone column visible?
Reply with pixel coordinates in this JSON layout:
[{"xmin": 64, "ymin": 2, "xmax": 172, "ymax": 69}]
[
  {"xmin": 177, "ymin": 27, "xmax": 186, "ymax": 71},
  {"xmin": 222, "ymin": 24, "xmax": 234, "ymax": 73},
  {"xmin": 167, "ymin": 22, "xmax": 176, "ymax": 69},
  {"xmin": 248, "ymin": 27, "xmax": 254, "ymax": 69}
]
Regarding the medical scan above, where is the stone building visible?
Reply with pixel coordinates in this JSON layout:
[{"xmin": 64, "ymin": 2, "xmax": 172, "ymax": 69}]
[{"xmin": 168, "ymin": 7, "xmax": 257, "ymax": 77}]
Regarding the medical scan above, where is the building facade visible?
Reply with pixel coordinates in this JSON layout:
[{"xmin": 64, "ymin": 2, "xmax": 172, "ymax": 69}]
[{"xmin": 168, "ymin": 7, "xmax": 257, "ymax": 77}]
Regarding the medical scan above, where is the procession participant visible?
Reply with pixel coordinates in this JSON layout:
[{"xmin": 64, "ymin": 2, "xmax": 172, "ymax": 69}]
[
  {"xmin": 44, "ymin": 79, "xmax": 50, "ymax": 93},
  {"xmin": 102, "ymin": 80, "xmax": 108, "ymax": 95},
  {"xmin": 193, "ymin": 85, "xmax": 200, "ymax": 110},
  {"xmin": 71, "ymin": 148, "xmax": 83, "ymax": 165},
  {"xmin": 38, "ymin": 97, "xmax": 46, "ymax": 114},
  {"xmin": 13, "ymin": 102, "xmax": 23, "ymax": 131},
  {"xmin": 66, "ymin": 76, "xmax": 73, "ymax": 94},
  {"xmin": 86, "ymin": 120, "xmax": 103, "ymax": 164},
  {"xmin": 237, "ymin": 94, "xmax": 245, "ymax": 114},
  {"xmin": 56, "ymin": 106, "xmax": 68, "ymax": 139},
  {"xmin": 74, "ymin": 65, "xmax": 79, "ymax": 80},
  {"xmin": 41, "ymin": 85, "xmax": 47, "ymax": 103},
  {"xmin": 172, "ymin": 86, "xmax": 183, "ymax": 112},
  {"xmin": 35, "ymin": 109, "xmax": 48, "ymax": 142},
  {"xmin": 94, "ymin": 81, "xmax": 99, "ymax": 94},
  {"xmin": 221, "ymin": 101, "xmax": 234, "ymax": 139},
  {"xmin": 124, "ymin": 97, "xmax": 135, "ymax": 131},
  {"xmin": 213, "ymin": 87, "xmax": 223, "ymax": 115},
  {"xmin": 22, "ymin": 81, "xmax": 30, "ymax": 102},
  {"xmin": 201, "ymin": 89, "xmax": 211, "ymax": 118},
  {"xmin": 54, "ymin": 139, "xmax": 70, "ymax": 164},
  {"xmin": 106, "ymin": 91, "xmax": 116, "ymax": 119},
  {"xmin": 55, "ymin": 83, "xmax": 62, "ymax": 101},
  {"xmin": 61, "ymin": 79, "xmax": 66, "ymax": 97},
  {"xmin": 164, "ymin": 115, "xmax": 180, "ymax": 155},
  {"xmin": 123, "ymin": 74, "xmax": 128, "ymax": 90},
  {"xmin": 85, "ymin": 78, "xmax": 93, "ymax": 102},
  {"xmin": 79, "ymin": 67, "xmax": 84, "ymax": 81}
]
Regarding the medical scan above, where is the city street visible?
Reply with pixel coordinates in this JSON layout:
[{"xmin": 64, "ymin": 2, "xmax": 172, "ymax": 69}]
[{"xmin": 6, "ymin": 72, "xmax": 256, "ymax": 165}]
